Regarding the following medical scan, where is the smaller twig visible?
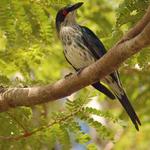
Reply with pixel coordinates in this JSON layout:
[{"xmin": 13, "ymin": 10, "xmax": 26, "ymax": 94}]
[{"xmin": 0, "ymin": 107, "xmax": 82, "ymax": 141}]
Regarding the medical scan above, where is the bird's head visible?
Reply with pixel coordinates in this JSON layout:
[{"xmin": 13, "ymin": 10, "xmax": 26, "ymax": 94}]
[{"xmin": 56, "ymin": 2, "xmax": 83, "ymax": 33}]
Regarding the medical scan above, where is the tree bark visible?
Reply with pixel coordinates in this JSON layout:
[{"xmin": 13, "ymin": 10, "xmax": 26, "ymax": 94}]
[{"xmin": 0, "ymin": 6, "xmax": 150, "ymax": 113}]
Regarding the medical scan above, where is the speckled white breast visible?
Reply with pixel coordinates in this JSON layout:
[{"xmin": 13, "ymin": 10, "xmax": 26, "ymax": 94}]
[
  {"xmin": 65, "ymin": 45, "xmax": 95, "ymax": 69},
  {"xmin": 60, "ymin": 26, "xmax": 95, "ymax": 69}
]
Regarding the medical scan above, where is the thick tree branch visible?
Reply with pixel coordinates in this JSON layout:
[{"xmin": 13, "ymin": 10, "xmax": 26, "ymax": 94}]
[{"xmin": 0, "ymin": 6, "xmax": 150, "ymax": 112}]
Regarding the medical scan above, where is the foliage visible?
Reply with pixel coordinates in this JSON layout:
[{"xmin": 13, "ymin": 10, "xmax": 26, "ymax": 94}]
[{"xmin": 0, "ymin": 0, "xmax": 150, "ymax": 149}]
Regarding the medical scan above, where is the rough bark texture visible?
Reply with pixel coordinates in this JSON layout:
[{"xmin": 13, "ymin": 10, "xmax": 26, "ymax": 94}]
[{"xmin": 0, "ymin": 5, "xmax": 150, "ymax": 113}]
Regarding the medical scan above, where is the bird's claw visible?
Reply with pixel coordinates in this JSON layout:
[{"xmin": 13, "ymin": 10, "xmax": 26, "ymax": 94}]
[
  {"xmin": 64, "ymin": 72, "xmax": 73, "ymax": 79},
  {"xmin": 64, "ymin": 67, "xmax": 85, "ymax": 79},
  {"xmin": 77, "ymin": 67, "xmax": 85, "ymax": 76}
]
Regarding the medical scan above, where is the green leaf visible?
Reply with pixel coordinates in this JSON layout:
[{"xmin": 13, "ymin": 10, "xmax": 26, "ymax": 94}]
[{"xmin": 87, "ymin": 143, "xmax": 98, "ymax": 150}]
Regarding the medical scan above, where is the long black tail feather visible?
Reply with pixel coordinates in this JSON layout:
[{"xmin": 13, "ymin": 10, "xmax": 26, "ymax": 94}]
[
  {"xmin": 116, "ymin": 92, "xmax": 141, "ymax": 131},
  {"xmin": 92, "ymin": 82, "xmax": 116, "ymax": 100}
]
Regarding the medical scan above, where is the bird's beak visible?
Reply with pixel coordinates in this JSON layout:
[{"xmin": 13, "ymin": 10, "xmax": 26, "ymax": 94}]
[{"xmin": 68, "ymin": 2, "xmax": 83, "ymax": 12}]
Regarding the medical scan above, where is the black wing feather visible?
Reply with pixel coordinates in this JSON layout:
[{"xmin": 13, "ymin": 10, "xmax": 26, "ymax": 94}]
[
  {"xmin": 81, "ymin": 26, "xmax": 123, "ymax": 87},
  {"xmin": 80, "ymin": 26, "xmax": 106, "ymax": 58}
]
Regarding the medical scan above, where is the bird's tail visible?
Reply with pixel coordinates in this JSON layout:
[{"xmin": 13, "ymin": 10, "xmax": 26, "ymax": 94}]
[
  {"xmin": 116, "ymin": 90, "xmax": 141, "ymax": 131},
  {"xmin": 103, "ymin": 74, "xmax": 141, "ymax": 130},
  {"xmin": 92, "ymin": 82, "xmax": 116, "ymax": 100}
]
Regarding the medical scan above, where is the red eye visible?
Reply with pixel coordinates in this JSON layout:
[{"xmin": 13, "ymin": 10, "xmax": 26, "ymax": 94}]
[{"xmin": 63, "ymin": 10, "xmax": 68, "ymax": 16}]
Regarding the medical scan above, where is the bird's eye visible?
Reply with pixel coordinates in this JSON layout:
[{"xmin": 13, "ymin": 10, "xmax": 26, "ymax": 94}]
[{"xmin": 62, "ymin": 10, "xmax": 68, "ymax": 16}]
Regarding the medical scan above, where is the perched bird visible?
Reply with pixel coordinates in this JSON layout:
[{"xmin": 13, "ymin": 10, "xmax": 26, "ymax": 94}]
[{"xmin": 56, "ymin": 2, "xmax": 141, "ymax": 130}]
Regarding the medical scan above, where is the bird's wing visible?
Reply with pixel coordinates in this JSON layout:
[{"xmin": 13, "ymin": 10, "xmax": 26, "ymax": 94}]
[
  {"xmin": 80, "ymin": 26, "xmax": 106, "ymax": 59},
  {"xmin": 80, "ymin": 26, "xmax": 117, "ymax": 99},
  {"xmin": 81, "ymin": 26, "xmax": 124, "ymax": 87}
]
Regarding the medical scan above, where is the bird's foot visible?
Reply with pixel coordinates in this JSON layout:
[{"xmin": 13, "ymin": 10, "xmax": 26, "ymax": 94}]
[
  {"xmin": 76, "ymin": 67, "xmax": 85, "ymax": 76},
  {"xmin": 64, "ymin": 67, "xmax": 85, "ymax": 79},
  {"xmin": 64, "ymin": 72, "xmax": 73, "ymax": 79}
]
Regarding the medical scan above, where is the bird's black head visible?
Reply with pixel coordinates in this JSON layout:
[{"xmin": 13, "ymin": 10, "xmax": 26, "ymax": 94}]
[{"xmin": 56, "ymin": 2, "xmax": 83, "ymax": 33}]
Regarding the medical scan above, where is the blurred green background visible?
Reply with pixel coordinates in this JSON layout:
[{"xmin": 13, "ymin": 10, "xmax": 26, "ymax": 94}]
[{"xmin": 0, "ymin": 0, "xmax": 150, "ymax": 149}]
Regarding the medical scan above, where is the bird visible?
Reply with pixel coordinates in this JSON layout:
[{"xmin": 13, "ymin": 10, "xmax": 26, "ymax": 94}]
[{"xmin": 55, "ymin": 2, "xmax": 141, "ymax": 130}]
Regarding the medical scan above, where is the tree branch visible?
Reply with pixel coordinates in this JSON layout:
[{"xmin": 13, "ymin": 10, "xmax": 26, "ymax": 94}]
[{"xmin": 0, "ymin": 6, "xmax": 150, "ymax": 112}]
